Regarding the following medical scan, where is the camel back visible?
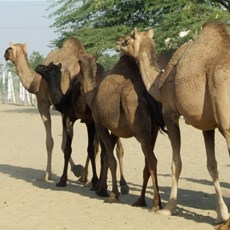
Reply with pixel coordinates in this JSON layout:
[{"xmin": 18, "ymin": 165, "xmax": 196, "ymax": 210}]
[
  {"xmin": 44, "ymin": 37, "xmax": 87, "ymax": 93},
  {"xmin": 159, "ymin": 20, "xmax": 230, "ymax": 89},
  {"xmin": 44, "ymin": 38, "xmax": 87, "ymax": 80}
]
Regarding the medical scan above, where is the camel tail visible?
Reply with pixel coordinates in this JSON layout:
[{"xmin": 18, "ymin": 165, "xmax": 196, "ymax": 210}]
[{"xmin": 144, "ymin": 92, "xmax": 167, "ymax": 134}]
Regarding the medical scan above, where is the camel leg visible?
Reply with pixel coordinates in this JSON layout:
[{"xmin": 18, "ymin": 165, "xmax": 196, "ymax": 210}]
[
  {"xmin": 158, "ymin": 116, "xmax": 181, "ymax": 216},
  {"xmin": 37, "ymin": 102, "xmax": 54, "ymax": 181},
  {"xmin": 56, "ymin": 116, "xmax": 74, "ymax": 187},
  {"xmin": 79, "ymin": 131, "xmax": 100, "ymax": 185},
  {"xmin": 96, "ymin": 125, "xmax": 120, "ymax": 202},
  {"xmin": 132, "ymin": 159, "xmax": 149, "ymax": 207},
  {"xmin": 203, "ymin": 130, "xmax": 229, "ymax": 224},
  {"xmin": 79, "ymin": 121, "xmax": 99, "ymax": 188},
  {"xmin": 141, "ymin": 136, "xmax": 161, "ymax": 212},
  {"xmin": 116, "ymin": 138, "xmax": 129, "ymax": 194},
  {"xmin": 78, "ymin": 155, "xmax": 90, "ymax": 184},
  {"xmin": 61, "ymin": 116, "xmax": 83, "ymax": 178},
  {"xmin": 94, "ymin": 139, "xmax": 109, "ymax": 197}
]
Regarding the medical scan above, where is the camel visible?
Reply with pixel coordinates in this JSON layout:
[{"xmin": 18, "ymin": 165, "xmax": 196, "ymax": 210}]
[
  {"xmin": 117, "ymin": 20, "xmax": 230, "ymax": 224},
  {"xmin": 77, "ymin": 51, "xmax": 166, "ymax": 210},
  {"xmin": 4, "ymin": 38, "xmax": 93, "ymax": 182},
  {"xmin": 35, "ymin": 62, "xmax": 129, "ymax": 193}
]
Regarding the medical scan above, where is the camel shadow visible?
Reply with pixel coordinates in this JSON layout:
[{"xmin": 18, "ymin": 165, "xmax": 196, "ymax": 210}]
[
  {"xmin": 0, "ymin": 164, "xmax": 229, "ymax": 226},
  {"xmin": 0, "ymin": 163, "xmax": 103, "ymax": 201},
  {"xmin": 126, "ymin": 174, "xmax": 230, "ymax": 225}
]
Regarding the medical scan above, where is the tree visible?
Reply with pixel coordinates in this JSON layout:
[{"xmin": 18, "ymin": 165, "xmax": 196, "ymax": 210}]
[
  {"xmin": 29, "ymin": 51, "xmax": 44, "ymax": 70},
  {"xmin": 47, "ymin": 0, "xmax": 229, "ymax": 67}
]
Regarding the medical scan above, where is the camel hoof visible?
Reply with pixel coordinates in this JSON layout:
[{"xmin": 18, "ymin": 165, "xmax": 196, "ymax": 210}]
[
  {"xmin": 56, "ymin": 180, "xmax": 67, "ymax": 187},
  {"xmin": 120, "ymin": 185, "xmax": 129, "ymax": 195},
  {"xmin": 157, "ymin": 208, "xmax": 176, "ymax": 216},
  {"xmin": 104, "ymin": 193, "xmax": 120, "ymax": 204},
  {"xmin": 72, "ymin": 164, "xmax": 84, "ymax": 177},
  {"xmin": 214, "ymin": 216, "xmax": 230, "ymax": 225},
  {"xmin": 215, "ymin": 217, "xmax": 230, "ymax": 230},
  {"xmin": 78, "ymin": 176, "xmax": 88, "ymax": 185},
  {"xmin": 149, "ymin": 205, "xmax": 161, "ymax": 213},
  {"xmin": 95, "ymin": 189, "xmax": 109, "ymax": 197},
  {"xmin": 132, "ymin": 198, "xmax": 147, "ymax": 207}
]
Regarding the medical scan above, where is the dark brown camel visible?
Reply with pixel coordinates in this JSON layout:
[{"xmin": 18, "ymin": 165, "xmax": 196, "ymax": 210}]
[
  {"xmin": 78, "ymin": 52, "xmax": 166, "ymax": 210},
  {"xmin": 35, "ymin": 62, "xmax": 129, "ymax": 194}
]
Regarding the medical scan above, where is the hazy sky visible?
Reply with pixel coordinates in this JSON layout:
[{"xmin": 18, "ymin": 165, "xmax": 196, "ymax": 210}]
[{"xmin": 0, "ymin": 0, "xmax": 57, "ymax": 64}]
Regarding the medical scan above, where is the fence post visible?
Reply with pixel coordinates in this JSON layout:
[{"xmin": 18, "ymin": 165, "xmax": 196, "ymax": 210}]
[
  {"xmin": 7, "ymin": 71, "xmax": 16, "ymax": 104},
  {"xmin": 2, "ymin": 72, "xmax": 6, "ymax": 103}
]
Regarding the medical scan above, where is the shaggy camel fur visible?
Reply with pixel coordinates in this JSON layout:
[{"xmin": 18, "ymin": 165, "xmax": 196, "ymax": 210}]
[
  {"xmin": 35, "ymin": 62, "xmax": 129, "ymax": 193},
  {"xmin": 117, "ymin": 20, "xmax": 230, "ymax": 224},
  {"xmin": 4, "ymin": 42, "xmax": 80, "ymax": 181},
  {"xmin": 78, "ymin": 52, "xmax": 166, "ymax": 210}
]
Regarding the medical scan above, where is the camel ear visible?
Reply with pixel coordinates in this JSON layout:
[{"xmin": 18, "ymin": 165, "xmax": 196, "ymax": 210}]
[
  {"xmin": 9, "ymin": 42, "xmax": 14, "ymax": 48},
  {"xmin": 131, "ymin": 27, "xmax": 138, "ymax": 38},
  {"xmin": 147, "ymin": 29, "xmax": 154, "ymax": 38},
  {"xmin": 23, "ymin": 43, "xmax": 28, "ymax": 55}
]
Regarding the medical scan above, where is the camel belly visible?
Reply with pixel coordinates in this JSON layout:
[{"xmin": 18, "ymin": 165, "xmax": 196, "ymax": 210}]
[{"xmin": 175, "ymin": 81, "xmax": 217, "ymax": 130}]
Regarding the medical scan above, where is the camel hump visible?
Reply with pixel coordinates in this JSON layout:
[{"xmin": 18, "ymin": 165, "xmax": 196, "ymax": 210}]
[{"xmin": 44, "ymin": 37, "xmax": 86, "ymax": 66}]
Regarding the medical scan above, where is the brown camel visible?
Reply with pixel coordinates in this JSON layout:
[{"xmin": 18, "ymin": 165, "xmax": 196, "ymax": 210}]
[
  {"xmin": 78, "ymin": 52, "xmax": 166, "ymax": 210},
  {"xmin": 4, "ymin": 38, "xmax": 88, "ymax": 181},
  {"xmin": 35, "ymin": 62, "xmax": 129, "ymax": 194},
  {"xmin": 117, "ymin": 20, "xmax": 230, "ymax": 224}
]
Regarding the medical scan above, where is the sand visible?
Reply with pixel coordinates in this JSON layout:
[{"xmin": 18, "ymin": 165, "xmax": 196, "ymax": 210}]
[{"xmin": 0, "ymin": 103, "xmax": 229, "ymax": 230}]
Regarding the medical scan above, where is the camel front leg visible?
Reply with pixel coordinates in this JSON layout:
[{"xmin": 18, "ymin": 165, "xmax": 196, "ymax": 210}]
[
  {"xmin": 37, "ymin": 101, "xmax": 54, "ymax": 181},
  {"xmin": 203, "ymin": 130, "xmax": 229, "ymax": 224},
  {"xmin": 158, "ymin": 115, "xmax": 181, "ymax": 216},
  {"xmin": 132, "ymin": 159, "xmax": 149, "ymax": 207},
  {"xmin": 94, "ymin": 139, "xmax": 109, "ymax": 197},
  {"xmin": 61, "ymin": 115, "xmax": 83, "ymax": 178},
  {"xmin": 57, "ymin": 116, "xmax": 74, "ymax": 187}
]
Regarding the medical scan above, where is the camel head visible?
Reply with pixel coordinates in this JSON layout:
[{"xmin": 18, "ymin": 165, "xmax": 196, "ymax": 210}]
[
  {"xmin": 116, "ymin": 27, "xmax": 156, "ymax": 59},
  {"xmin": 78, "ymin": 53, "xmax": 98, "ymax": 78},
  {"xmin": 35, "ymin": 62, "xmax": 62, "ymax": 83},
  {"xmin": 4, "ymin": 42, "xmax": 28, "ymax": 62},
  {"xmin": 35, "ymin": 62, "xmax": 65, "ymax": 105}
]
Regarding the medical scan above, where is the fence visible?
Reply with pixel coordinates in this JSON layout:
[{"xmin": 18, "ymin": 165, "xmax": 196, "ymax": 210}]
[{"xmin": 0, "ymin": 71, "xmax": 37, "ymax": 106}]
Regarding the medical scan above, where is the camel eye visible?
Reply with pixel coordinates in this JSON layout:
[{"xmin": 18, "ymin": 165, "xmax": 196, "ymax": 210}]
[{"xmin": 122, "ymin": 40, "xmax": 128, "ymax": 46}]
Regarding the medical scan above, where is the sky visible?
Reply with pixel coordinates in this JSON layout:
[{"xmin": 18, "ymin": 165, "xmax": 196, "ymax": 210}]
[{"xmin": 0, "ymin": 0, "xmax": 57, "ymax": 64}]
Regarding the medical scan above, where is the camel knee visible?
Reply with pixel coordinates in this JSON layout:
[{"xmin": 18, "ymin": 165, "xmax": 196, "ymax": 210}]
[
  {"xmin": 171, "ymin": 159, "xmax": 182, "ymax": 178},
  {"xmin": 207, "ymin": 159, "xmax": 218, "ymax": 179},
  {"xmin": 46, "ymin": 137, "xmax": 54, "ymax": 153}
]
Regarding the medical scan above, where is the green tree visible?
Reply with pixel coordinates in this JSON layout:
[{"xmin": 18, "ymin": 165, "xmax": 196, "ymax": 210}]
[
  {"xmin": 47, "ymin": 0, "xmax": 229, "ymax": 67},
  {"xmin": 29, "ymin": 51, "xmax": 44, "ymax": 70}
]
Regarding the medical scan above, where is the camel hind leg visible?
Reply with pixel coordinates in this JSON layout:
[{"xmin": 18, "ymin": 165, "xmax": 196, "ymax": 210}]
[
  {"xmin": 203, "ymin": 130, "xmax": 229, "ymax": 224},
  {"xmin": 96, "ymin": 124, "xmax": 120, "ymax": 203},
  {"xmin": 116, "ymin": 138, "xmax": 129, "ymax": 194}
]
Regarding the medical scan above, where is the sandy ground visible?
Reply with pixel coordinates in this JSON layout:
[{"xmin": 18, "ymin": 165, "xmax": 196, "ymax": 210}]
[{"xmin": 0, "ymin": 103, "xmax": 229, "ymax": 230}]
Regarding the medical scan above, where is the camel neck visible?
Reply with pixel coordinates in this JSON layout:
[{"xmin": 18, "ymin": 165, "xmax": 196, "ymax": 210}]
[
  {"xmin": 137, "ymin": 50, "xmax": 161, "ymax": 101},
  {"xmin": 14, "ymin": 55, "xmax": 39, "ymax": 94},
  {"xmin": 82, "ymin": 69, "xmax": 97, "ymax": 110}
]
